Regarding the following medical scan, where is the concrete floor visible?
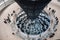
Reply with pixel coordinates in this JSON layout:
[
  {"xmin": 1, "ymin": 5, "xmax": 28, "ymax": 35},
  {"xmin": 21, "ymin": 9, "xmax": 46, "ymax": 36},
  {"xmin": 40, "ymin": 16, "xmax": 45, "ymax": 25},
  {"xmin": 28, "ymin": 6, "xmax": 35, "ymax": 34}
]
[{"xmin": 0, "ymin": 0, "xmax": 60, "ymax": 40}]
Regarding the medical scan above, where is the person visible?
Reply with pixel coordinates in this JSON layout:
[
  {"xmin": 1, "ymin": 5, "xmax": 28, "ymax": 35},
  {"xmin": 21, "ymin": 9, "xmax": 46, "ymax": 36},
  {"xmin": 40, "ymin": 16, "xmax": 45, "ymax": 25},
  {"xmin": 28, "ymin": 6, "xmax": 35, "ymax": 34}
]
[
  {"xmin": 7, "ymin": 16, "xmax": 11, "ymax": 23},
  {"xmin": 55, "ymin": 17, "xmax": 59, "ymax": 25},
  {"xmin": 11, "ymin": 13, "xmax": 13, "ymax": 16},
  {"xmin": 4, "ymin": 19, "xmax": 7, "ymax": 24},
  {"xmin": 13, "ymin": 10, "xmax": 15, "ymax": 13},
  {"xmin": 49, "ymin": 8, "xmax": 51, "ymax": 10},
  {"xmin": 52, "ymin": 9, "xmax": 56, "ymax": 13},
  {"xmin": 12, "ymin": 33, "xmax": 15, "ymax": 35},
  {"xmin": 6, "ymin": 14, "xmax": 11, "ymax": 23},
  {"xmin": 49, "ymin": 33, "xmax": 55, "ymax": 38}
]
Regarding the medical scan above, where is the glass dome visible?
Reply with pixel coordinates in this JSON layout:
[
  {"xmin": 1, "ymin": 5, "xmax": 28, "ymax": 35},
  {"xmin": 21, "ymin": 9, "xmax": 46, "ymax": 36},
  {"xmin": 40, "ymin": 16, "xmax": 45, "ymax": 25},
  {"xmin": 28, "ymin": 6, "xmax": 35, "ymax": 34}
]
[{"xmin": 16, "ymin": 11, "xmax": 50, "ymax": 35}]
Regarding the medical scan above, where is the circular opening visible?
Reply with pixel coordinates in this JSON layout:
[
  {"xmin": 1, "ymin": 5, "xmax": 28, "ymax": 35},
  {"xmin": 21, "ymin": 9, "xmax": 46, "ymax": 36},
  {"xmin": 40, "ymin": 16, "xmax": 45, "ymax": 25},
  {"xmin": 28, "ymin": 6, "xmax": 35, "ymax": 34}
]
[{"xmin": 16, "ymin": 11, "xmax": 50, "ymax": 35}]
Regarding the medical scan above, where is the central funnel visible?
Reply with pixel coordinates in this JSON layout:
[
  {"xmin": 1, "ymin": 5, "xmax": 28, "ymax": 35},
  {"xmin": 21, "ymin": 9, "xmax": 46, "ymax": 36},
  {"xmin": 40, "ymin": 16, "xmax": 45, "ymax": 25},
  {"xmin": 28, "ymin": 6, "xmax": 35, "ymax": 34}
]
[{"xmin": 15, "ymin": 0, "xmax": 51, "ymax": 20}]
